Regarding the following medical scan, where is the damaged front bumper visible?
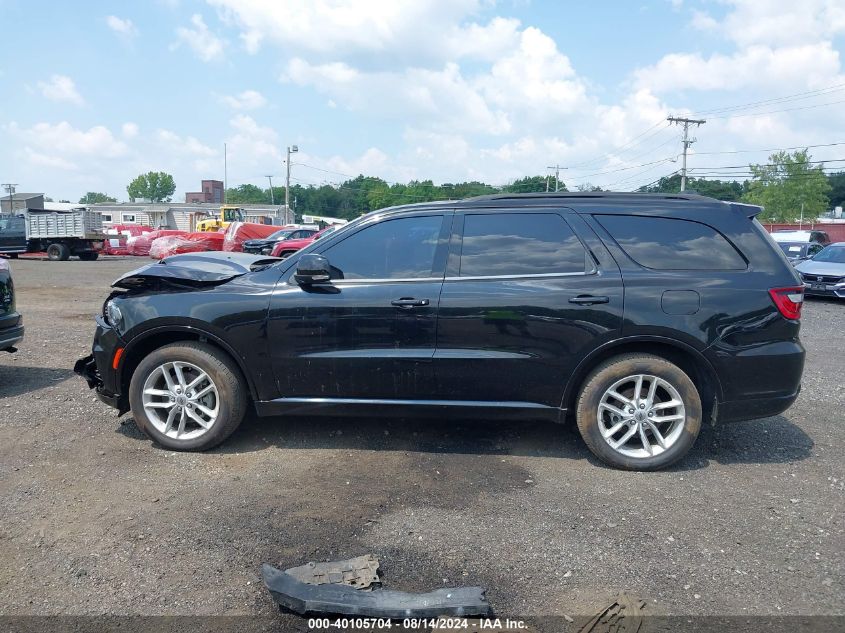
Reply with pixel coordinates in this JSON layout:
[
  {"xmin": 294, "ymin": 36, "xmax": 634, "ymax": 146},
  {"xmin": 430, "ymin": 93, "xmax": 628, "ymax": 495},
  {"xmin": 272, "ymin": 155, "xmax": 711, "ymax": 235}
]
[
  {"xmin": 74, "ymin": 315, "xmax": 127, "ymax": 413},
  {"xmin": 261, "ymin": 561, "xmax": 492, "ymax": 619}
]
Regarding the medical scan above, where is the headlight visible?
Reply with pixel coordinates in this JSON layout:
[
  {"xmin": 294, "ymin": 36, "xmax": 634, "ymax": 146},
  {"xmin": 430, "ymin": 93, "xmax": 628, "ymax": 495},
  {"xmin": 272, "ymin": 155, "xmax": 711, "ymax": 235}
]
[{"xmin": 105, "ymin": 300, "xmax": 123, "ymax": 328}]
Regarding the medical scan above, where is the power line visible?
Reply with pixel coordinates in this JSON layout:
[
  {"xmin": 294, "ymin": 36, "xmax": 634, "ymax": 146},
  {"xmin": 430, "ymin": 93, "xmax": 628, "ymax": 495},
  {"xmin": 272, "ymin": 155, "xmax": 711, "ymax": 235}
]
[
  {"xmin": 694, "ymin": 141, "xmax": 845, "ymax": 155},
  {"xmin": 569, "ymin": 120, "xmax": 670, "ymax": 169},
  {"xmin": 688, "ymin": 157, "xmax": 845, "ymax": 170},
  {"xmin": 691, "ymin": 82, "xmax": 845, "ymax": 117},
  {"xmin": 706, "ymin": 97, "xmax": 845, "ymax": 120}
]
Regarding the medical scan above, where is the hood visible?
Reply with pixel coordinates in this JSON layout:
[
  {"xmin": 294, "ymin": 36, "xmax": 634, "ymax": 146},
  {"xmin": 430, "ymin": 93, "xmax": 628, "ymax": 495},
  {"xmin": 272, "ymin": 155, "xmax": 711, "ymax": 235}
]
[
  {"xmin": 113, "ymin": 251, "xmax": 280, "ymax": 289},
  {"xmin": 794, "ymin": 260, "xmax": 845, "ymax": 277}
]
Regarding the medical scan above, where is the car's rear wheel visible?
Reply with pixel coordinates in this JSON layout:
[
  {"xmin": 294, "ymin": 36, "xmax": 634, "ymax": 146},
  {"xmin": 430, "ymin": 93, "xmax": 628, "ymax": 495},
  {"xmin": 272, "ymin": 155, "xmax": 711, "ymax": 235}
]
[
  {"xmin": 128, "ymin": 342, "xmax": 248, "ymax": 451},
  {"xmin": 576, "ymin": 353, "xmax": 702, "ymax": 470},
  {"xmin": 46, "ymin": 243, "xmax": 70, "ymax": 261}
]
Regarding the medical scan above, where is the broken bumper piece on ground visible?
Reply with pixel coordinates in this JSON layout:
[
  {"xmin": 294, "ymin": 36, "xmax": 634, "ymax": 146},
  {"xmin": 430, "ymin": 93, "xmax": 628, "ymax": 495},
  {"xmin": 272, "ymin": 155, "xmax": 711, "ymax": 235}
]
[{"xmin": 261, "ymin": 562, "xmax": 493, "ymax": 619}]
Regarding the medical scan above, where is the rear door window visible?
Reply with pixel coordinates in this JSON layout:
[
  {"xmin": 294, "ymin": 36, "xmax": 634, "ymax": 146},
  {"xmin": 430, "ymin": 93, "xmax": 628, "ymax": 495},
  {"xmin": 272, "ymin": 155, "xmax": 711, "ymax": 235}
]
[
  {"xmin": 459, "ymin": 213, "xmax": 590, "ymax": 277},
  {"xmin": 596, "ymin": 215, "xmax": 746, "ymax": 270}
]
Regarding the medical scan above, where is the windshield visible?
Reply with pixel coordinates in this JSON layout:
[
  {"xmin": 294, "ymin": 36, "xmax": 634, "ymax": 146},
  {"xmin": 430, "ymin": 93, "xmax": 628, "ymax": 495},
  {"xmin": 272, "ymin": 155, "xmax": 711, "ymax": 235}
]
[
  {"xmin": 314, "ymin": 226, "xmax": 338, "ymax": 240},
  {"xmin": 223, "ymin": 209, "xmax": 243, "ymax": 222},
  {"xmin": 269, "ymin": 229, "xmax": 294, "ymax": 240},
  {"xmin": 778, "ymin": 242, "xmax": 806, "ymax": 256},
  {"xmin": 812, "ymin": 246, "xmax": 845, "ymax": 263}
]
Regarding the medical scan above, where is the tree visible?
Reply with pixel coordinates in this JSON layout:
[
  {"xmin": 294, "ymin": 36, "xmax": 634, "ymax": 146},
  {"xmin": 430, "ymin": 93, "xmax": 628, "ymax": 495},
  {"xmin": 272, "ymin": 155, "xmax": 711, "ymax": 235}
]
[
  {"xmin": 504, "ymin": 175, "xmax": 565, "ymax": 193},
  {"xmin": 576, "ymin": 183, "xmax": 604, "ymax": 192},
  {"xmin": 827, "ymin": 171, "xmax": 845, "ymax": 209},
  {"xmin": 226, "ymin": 184, "xmax": 269, "ymax": 204},
  {"xmin": 638, "ymin": 174, "xmax": 746, "ymax": 201},
  {"xmin": 79, "ymin": 192, "xmax": 117, "ymax": 204},
  {"xmin": 127, "ymin": 172, "xmax": 176, "ymax": 203},
  {"xmin": 742, "ymin": 150, "xmax": 831, "ymax": 222}
]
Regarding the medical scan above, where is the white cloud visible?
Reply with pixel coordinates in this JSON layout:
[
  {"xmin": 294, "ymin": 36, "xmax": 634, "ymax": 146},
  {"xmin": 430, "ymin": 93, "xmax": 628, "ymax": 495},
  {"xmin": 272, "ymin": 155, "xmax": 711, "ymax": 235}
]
[
  {"xmin": 210, "ymin": 0, "xmax": 520, "ymax": 64},
  {"xmin": 122, "ymin": 122, "xmax": 139, "ymax": 138},
  {"xmin": 690, "ymin": 10, "xmax": 718, "ymax": 32},
  {"xmin": 106, "ymin": 15, "xmax": 138, "ymax": 39},
  {"xmin": 156, "ymin": 129, "xmax": 217, "ymax": 157},
  {"xmin": 23, "ymin": 148, "xmax": 78, "ymax": 171},
  {"xmin": 9, "ymin": 122, "xmax": 129, "ymax": 172},
  {"xmin": 222, "ymin": 115, "xmax": 282, "ymax": 183},
  {"xmin": 284, "ymin": 58, "xmax": 511, "ymax": 135},
  {"xmin": 714, "ymin": 0, "xmax": 845, "ymax": 47},
  {"xmin": 634, "ymin": 42, "xmax": 844, "ymax": 94},
  {"xmin": 219, "ymin": 89, "xmax": 267, "ymax": 110},
  {"xmin": 174, "ymin": 14, "xmax": 225, "ymax": 61},
  {"xmin": 477, "ymin": 27, "xmax": 589, "ymax": 121},
  {"xmin": 36, "ymin": 75, "xmax": 84, "ymax": 106}
]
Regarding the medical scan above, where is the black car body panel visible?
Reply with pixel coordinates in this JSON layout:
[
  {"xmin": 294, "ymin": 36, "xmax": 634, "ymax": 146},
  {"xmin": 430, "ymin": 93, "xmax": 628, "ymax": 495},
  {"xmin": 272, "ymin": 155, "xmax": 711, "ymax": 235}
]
[
  {"xmin": 76, "ymin": 193, "xmax": 804, "ymax": 429},
  {"xmin": 0, "ymin": 260, "xmax": 23, "ymax": 352},
  {"xmin": 113, "ymin": 251, "xmax": 281, "ymax": 289}
]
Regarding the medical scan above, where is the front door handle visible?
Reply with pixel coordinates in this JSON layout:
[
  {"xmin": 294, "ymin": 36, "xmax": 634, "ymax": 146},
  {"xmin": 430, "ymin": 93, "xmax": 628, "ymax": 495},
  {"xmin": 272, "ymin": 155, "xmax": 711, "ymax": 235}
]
[
  {"xmin": 391, "ymin": 297, "xmax": 430, "ymax": 308},
  {"xmin": 569, "ymin": 295, "xmax": 609, "ymax": 306}
]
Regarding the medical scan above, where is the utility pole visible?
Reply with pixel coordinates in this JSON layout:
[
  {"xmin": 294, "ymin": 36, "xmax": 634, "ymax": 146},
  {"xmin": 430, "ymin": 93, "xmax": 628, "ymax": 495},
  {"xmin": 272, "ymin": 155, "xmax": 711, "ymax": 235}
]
[
  {"xmin": 546, "ymin": 164, "xmax": 567, "ymax": 192},
  {"xmin": 223, "ymin": 143, "xmax": 228, "ymax": 204},
  {"xmin": 667, "ymin": 116, "xmax": 705, "ymax": 191},
  {"xmin": 285, "ymin": 145, "xmax": 298, "ymax": 225},
  {"xmin": 2, "ymin": 184, "xmax": 18, "ymax": 214},
  {"xmin": 265, "ymin": 175, "xmax": 275, "ymax": 208}
]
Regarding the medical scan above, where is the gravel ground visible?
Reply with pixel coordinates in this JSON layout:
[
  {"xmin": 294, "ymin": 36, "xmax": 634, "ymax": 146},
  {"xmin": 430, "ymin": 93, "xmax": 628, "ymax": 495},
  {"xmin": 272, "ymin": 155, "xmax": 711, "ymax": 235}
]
[{"xmin": 0, "ymin": 257, "xmax": 842, "ymax": 630}]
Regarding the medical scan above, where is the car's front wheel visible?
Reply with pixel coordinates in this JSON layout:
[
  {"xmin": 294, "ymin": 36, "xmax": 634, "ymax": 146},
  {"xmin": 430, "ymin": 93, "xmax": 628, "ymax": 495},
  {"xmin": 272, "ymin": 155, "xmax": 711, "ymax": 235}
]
[
  {"xmin": 576, "ymin": 353, "xmax": 702, "ymax": 470},
  {"xmin": 128, "ymin": 342, "xmax": 248, "ymax": 451}
]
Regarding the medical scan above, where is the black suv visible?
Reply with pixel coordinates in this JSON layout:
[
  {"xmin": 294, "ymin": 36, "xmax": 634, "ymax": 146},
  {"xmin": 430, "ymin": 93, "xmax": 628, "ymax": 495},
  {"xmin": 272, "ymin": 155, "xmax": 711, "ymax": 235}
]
[
  {"xmin": 75, "ymin": 193, "xmax": 805, "ymax": 470},
  {"xmin": 0, "ymin": 257, "xmax": 24, "ymax": 352}
]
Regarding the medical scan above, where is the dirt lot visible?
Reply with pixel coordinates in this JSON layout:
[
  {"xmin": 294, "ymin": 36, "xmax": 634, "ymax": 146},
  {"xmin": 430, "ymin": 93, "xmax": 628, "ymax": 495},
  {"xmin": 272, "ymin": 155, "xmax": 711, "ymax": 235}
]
[{"xmin": 0, "ymin": 257, "xmax": 842, "ymax": 629}]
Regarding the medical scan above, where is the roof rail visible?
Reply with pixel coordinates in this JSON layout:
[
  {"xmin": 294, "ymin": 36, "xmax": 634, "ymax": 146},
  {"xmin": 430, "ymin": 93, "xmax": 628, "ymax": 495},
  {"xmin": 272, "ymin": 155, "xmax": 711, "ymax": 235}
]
[{"xmin": 460, "ymin": 191, "xmax": 716, "ymax": 203}]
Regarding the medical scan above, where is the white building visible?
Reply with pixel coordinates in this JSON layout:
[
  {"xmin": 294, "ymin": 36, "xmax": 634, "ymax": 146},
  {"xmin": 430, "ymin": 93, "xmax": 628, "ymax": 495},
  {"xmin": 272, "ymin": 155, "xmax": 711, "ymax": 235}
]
[{"xmin": 89, "ymin": 202, "xmax": 288, "ymax": 231}]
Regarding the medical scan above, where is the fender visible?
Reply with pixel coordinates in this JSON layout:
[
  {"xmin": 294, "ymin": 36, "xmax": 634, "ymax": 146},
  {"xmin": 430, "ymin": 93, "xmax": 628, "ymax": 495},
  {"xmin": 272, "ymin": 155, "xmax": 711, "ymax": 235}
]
[
  {"xmin": 560, "ymin": 334, "xmax": 725, "ymax": 410},
  {"xmin": 120, "ymin": 323, "xmax": 261, "ymax": 402}
]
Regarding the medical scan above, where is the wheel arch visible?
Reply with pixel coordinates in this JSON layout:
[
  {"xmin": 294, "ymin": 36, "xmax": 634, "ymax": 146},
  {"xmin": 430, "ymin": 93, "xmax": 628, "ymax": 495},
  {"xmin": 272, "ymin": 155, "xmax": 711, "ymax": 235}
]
[
  {"xmin": 561, "ymin": 336, "xmax": 723, "ymax": 421},
  {"xmin": 119, "ymin": 326, "xmax": 258, "ymax": 404}
]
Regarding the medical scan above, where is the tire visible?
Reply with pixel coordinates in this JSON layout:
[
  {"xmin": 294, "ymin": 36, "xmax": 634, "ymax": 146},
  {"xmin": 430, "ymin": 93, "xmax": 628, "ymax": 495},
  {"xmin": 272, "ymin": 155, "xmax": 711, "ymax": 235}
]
[
  {"xmin": 78, "ymin": 251, "xmax": 99, "ymax": 261},
  {"xmin": 128, "ymin": 342, "xmax": 249, "ymax": 451},
  {"xmin": 278, "ymin": 250, "xmax": 295, "ymax": 259},
  {"xmin": 575, "ymin": 353, "xmax": 702, "ymax": 471},
  {"xmin": 46, "ymin": 243, "xmax": 70, "ymax": 261}
]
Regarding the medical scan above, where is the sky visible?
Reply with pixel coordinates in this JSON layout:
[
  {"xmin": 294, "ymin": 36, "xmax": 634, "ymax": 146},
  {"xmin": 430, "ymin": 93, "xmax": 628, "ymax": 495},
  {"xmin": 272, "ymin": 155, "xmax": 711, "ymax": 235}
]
[{"xmin": 1, "ymin": 0, "xmax": 845, "ymax": 202}]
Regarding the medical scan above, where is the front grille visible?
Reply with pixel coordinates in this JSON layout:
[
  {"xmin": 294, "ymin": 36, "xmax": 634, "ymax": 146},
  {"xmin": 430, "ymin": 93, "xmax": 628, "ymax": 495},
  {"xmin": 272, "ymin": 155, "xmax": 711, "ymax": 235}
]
[{"xmin": 802, "ymin": 274, "xmax": 844, "ymax": 284}]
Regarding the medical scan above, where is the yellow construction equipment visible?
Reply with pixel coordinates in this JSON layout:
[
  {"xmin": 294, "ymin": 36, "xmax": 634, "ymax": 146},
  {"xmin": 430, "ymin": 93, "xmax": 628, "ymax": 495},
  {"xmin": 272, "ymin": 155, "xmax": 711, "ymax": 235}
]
[{"xmin": 195, "ymin": 206, "xmax": 246, "ymax": 232}]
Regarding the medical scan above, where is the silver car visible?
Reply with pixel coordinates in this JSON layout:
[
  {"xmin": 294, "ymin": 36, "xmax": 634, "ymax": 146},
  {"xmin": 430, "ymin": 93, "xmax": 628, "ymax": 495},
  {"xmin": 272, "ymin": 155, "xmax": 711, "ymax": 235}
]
[{"xmin": 795, "ymin": 243, "xmax": 845, "ymax": 298}]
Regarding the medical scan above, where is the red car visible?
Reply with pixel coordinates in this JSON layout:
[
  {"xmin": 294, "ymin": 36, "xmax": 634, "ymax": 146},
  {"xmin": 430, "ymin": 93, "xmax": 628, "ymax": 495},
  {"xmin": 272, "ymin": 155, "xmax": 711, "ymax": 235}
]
[{"xmin": 270, "ymin": 225, "xmax": 339, "ymax": 258}]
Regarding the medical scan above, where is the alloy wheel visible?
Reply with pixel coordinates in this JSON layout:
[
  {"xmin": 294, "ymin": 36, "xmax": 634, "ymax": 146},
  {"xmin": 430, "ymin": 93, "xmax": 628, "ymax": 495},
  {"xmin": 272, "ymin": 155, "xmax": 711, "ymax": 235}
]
[
  {"xmin": 141, "ymin": 361, "xmax": 220, "ymax": 440},
  {"xmin": 597, "ymin": 374, "xmax": 686, "ymax": 459}
]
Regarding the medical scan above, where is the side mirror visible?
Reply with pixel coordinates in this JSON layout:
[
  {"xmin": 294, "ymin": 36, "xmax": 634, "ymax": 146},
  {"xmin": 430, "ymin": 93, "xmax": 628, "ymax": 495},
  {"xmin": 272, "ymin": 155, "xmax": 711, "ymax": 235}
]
[{"xmin": 294, "ymin": 254, "xmax": 332, "ymax": 285}]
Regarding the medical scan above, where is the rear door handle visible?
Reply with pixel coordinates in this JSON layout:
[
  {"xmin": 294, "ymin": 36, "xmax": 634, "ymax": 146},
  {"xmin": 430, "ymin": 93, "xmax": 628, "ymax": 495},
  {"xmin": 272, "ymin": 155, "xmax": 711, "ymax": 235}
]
[
  {"xmin": 569, "ymin": 295, "xmax": 609, "ymax": 305},
  {"xmin": 391, "ymin": 297, "xmax": 430, "ymax": 308}
]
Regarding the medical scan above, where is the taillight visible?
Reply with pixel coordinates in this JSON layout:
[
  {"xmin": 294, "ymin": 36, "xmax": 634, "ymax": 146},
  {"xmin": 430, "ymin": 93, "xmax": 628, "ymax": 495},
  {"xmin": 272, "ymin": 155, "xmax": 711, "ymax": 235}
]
[{"xmin": 769, "ymin": 286, "xmax": 804, "ymax": 320}]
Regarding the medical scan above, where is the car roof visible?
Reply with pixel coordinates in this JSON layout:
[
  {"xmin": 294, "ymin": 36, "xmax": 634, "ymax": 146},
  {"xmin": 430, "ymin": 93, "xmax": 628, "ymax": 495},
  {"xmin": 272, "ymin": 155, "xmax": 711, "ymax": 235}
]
[{"xmin": 362, "ymin": 191, "xmax": 737, "ymax": 220}]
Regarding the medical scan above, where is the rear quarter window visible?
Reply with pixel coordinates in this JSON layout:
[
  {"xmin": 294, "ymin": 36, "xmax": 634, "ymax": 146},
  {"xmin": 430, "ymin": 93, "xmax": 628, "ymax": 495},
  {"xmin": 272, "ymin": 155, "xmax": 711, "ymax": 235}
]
[{"xmin": 596, "ymin": 214, "xmax": 746, "ymax": 271}]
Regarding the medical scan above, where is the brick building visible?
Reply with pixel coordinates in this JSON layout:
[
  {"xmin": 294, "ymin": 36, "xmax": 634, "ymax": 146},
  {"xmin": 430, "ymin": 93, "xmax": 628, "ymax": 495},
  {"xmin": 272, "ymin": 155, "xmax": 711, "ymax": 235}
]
[{"xmin": 185, "ymin": 180, "xmax": 224, "ymax": 204}]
